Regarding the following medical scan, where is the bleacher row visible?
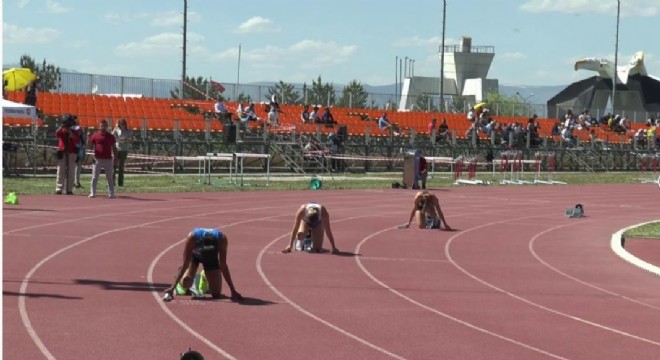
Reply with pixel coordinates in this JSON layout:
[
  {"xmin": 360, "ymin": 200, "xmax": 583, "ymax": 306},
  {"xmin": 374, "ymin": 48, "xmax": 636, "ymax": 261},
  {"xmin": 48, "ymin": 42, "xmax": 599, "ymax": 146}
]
[{"xmin": 2, "ymin": 91, "xmax": 640, "ymax": 144}]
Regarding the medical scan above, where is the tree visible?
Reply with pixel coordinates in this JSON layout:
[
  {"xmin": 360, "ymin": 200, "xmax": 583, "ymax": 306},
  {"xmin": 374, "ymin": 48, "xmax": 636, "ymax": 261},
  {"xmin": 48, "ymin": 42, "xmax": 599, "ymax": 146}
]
[
  {"xmin": 307, "ymin": 75, "xmax": 336, "ymax": 107},
  {"xmin": 170, "ymin": 75, "xmax": 226, "ymax": 101},
  {"xmin": 236, "ymin": 92, "xmax": 253, "ymax": 104},
  {"xmin": 485, "ymin": 91, "xmax": 531, "ymax": 117},
  {"xmin": 19, "ymin": 54, "xmax": 61, "ymax": 92},
  {"xmin": 413, "ymin": 93, "xmax": 438, "ymax": 112},
  {"xmin": 265, "ymin": 81, "xmax": 301, "ymax": 104},
  {"xmin": 337, "ymin": 80, "xmax": 368, "ymax": 108}
]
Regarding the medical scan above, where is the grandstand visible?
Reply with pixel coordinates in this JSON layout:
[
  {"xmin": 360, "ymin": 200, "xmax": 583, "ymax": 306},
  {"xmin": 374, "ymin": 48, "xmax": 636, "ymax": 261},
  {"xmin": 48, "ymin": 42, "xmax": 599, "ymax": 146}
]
[{"xmin": 3, "ymin": 86, "xmax": 656, "ymax": 178}]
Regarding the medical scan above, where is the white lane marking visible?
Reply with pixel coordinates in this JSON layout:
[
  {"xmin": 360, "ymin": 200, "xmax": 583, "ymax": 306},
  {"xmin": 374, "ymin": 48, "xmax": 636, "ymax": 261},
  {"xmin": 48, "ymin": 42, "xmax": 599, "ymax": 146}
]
[
  {"xmin": 610, "ymin": 220, "xmax": 660, "ymax": 277},
  {"xmin": 444, "ymin": 216, "xmax": 660, "ymax": 347},
  {"xmin": 19, "ymin": 206, "xmax": 275, "ymax": 360},
  {"xmin": 530, "ymin": 222, "xmax": 660, "ymax": 311},
  {"xmin": 355, "ymin": 224, "xmax": 570, "ymax": 360},
  {"xmin": 256, "ymin": 212, "xmax": 409, "ymax": 360}
]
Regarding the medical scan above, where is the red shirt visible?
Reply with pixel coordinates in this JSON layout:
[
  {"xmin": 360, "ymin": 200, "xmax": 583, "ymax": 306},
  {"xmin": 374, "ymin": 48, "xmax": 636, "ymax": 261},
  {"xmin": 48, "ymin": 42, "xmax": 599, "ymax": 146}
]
[
  {"xmin": 89, "ymin": 131, "xmax": 116, "ymax": 159},
  {"xmin": 419, "ymin": 157, "xmax": 428, "ymax": 173},
  {"xmin": 56, "ymin": 127, "xmax": 80, "ymax": 153}
]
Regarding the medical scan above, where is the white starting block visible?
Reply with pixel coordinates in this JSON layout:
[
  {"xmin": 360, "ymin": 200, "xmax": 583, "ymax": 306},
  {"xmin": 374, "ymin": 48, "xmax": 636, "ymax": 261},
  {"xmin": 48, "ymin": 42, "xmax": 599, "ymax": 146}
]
[{"xmin": 565, "ymin": 204, "xmax": 584, "ymax": 218}]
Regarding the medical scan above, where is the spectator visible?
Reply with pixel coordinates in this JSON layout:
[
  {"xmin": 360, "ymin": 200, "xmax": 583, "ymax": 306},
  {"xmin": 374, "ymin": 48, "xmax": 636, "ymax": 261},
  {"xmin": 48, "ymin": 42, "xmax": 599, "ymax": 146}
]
[
  {"xmin": 321, "ymin": 106, "xmax": 336, "ymax": 126},
  {"xmin": 310, "ymin": 106, "xmax": 321, "ymax": 123},
  {"xmin": 427, "ymin": 118, "xmax": 437, "ymax": 134},
  {"xmin": 419, "ymin": 156, "xmax": 428, "ymax": 189},
  {"xmin": 54, "ymin": 115, "xmax": 80, "ymax": 195},
  {"xmin": 527, "ymin": 117, "xmax": 541, "ymax": 146},
  {"xmin": 327, "ymin": 131, "xmax": 344, "ymax": 172},
  {"xmin": 466, "ymin": 107, "xmax": 476, "ymax": 122},
  {"xmin": 300, "ymin": 105, "xmax": 311, "ymax": 123},
  {"xmin": 214, "ymin": 99, "xmax": 229, "ymax": 122},
  {"xmin": 268, "ymin": 95, "xmax": 281, "ymax": 126},
  {"xmin": 24, "ymin": 76, "xmax": 39, "ymax": 107},
  {"xmin": 74, "ymin": 125, "xmax": 87, "ymax": 188},
  {"xmin": 112, "ymin": 118, "xmax": 134, "ymax": 187},
  {"xmin": 378, "ymin": 112, "xmax": 393, "ymax": 130},
  {"xmin": 88, "ymin": 119, "xmax": 119, "ymax": 199},
  {"xmin": 561, "ymin": 125, "xmax": 576, "ymax": 146},
  {"xmin": 551, "ymin": 122, "xmax": 561, "ymax": 136},
  {"xmin": 437, "ymin": 118, "xmax": 450, "ymax": 143},
  {"xmin": 244, "ymin": 103, "xmax": 259, "ymax": 121}
]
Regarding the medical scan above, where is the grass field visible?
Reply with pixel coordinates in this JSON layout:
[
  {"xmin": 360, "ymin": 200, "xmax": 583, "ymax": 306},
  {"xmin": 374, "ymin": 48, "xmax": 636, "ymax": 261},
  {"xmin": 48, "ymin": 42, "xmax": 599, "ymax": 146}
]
[{"xmin": 3, "ymin": 171, "xmax": 659, "ymax": 236}]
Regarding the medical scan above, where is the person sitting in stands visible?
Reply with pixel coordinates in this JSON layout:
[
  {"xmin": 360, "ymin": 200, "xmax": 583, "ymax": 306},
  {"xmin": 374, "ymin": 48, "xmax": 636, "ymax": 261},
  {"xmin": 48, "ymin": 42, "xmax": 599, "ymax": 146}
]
[
  {"xmin": 214, "ymin": 99, "xmax": 229, "ymax": 122},
  {"xmin": 321, "ymin": 107, "xmax": 336, "ymax": 126},
  {"xmin": 301, "ymin": 105, "xmax": 311, "ymax": 123}
]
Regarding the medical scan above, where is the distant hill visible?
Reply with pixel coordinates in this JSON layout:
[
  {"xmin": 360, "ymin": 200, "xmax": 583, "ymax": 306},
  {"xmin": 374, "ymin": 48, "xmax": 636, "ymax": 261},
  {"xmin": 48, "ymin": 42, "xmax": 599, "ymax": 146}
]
[{"xmin": 2, "ymin": 64, "xmax": 565, "ymax": 105}]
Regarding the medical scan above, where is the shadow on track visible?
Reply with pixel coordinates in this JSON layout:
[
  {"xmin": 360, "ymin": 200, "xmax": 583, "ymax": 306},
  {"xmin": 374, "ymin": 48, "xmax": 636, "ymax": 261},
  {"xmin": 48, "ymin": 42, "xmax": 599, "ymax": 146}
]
[
  {"xmin": 75, "ymin": 279, "xmax": 169, "ymax": 292},
  {"xmin": 3, "ymin": 290, "xmax": 82, "ymax": 300}
]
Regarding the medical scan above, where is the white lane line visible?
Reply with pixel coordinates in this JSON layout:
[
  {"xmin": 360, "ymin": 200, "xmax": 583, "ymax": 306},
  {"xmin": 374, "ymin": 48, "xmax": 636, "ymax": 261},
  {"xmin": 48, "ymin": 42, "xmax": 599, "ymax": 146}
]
[
  {"xmin": 530, "ymin": 222, "xmax": 660, "ymax": 311},
  {"xmin": 256, "ymin": 212, "xmax": 409, "ymax": 360},
  {"xmin": 610, "ymin": 220, "xmax": 660, "ymax": 278},
  {"xmin": 355, "ymin": 224, "xmax": 570, "ymax": 360},
  {"xmin": 444, "ymin": 215, "xmax": 660, "ymax": 347},
  {"xmin": 19, "ymin": 206, "xmax": 275, "ymax": 360}
]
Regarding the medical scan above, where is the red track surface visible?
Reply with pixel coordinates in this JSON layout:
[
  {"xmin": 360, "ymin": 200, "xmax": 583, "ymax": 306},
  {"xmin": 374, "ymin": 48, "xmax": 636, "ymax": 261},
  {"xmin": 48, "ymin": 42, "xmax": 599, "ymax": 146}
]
[{"xmin": 3, "ymin": 184, "xmax": 660, "ymax": 359}]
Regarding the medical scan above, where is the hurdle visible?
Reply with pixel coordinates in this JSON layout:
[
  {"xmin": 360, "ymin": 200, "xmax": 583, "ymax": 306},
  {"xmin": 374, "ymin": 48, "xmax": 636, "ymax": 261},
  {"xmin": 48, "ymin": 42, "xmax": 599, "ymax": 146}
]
[
  {"xmin": 499, "ymin": 151, "xmax": 533, "ymax": 185},
  {"xmin": 638, "ymin": 153, "xmax": 659, "ymax": 186},
  {"xmin": 533, "ymin": 152, "xmax": 567, "ymax": 185},
  {"xmin": 454, "ymin": 156, "xmax": 489, "ymax": 185}
]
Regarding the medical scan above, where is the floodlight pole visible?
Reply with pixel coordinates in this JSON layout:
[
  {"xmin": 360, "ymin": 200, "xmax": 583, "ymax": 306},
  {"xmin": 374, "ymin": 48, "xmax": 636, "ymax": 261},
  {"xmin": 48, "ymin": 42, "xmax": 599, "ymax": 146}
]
[
  {"xmin": 439, "ymin": 0, "xmax": 446, "ymax": 113},
  {"xmin": 612, "ymin": 0, "xmax": 620, "ymax": 115},
  {"xmin": 180, "ymin": 0, "xmax": 188, "ymax": 100}
]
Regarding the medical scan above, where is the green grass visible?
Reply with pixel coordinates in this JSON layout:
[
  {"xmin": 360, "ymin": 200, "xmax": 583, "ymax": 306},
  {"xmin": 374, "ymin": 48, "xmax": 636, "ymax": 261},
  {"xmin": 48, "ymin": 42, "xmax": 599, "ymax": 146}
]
[
  {"xmin": 623, "ymin": 222, "xmax": 660, "ymax": 239},
  {"xmin": 1, "ymin": 170, "xmax": 655, "ymax": 196},
  {"xmin": 3, "ymin": 171, "xmax": 658, "ymax": 237}
]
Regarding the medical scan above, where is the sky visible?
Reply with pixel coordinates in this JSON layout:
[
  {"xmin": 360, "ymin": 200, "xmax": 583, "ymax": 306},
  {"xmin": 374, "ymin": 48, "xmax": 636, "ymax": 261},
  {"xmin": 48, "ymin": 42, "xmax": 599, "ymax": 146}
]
[{"xmin": 2, "ymin": 0, "xmax": 660, "ymax": 87}]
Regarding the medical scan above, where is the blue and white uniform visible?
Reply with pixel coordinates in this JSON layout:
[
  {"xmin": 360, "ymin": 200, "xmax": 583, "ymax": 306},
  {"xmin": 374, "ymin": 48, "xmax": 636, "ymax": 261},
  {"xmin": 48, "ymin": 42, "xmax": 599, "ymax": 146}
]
[{"xmin": 191, "ymin": 228, "xmax": 223, "ymax": 271}]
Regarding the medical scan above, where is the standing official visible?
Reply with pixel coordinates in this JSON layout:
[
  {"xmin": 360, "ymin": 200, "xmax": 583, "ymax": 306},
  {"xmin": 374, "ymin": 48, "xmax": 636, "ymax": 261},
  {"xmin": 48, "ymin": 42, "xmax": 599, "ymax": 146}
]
[{"xmin": 88, "ymin": 119, "xmax": 119, "ymax": 199}]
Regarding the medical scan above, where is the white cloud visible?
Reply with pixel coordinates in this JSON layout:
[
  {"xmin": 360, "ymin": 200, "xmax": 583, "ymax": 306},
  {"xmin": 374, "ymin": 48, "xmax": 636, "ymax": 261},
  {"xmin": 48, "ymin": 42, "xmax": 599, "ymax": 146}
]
[
  {"xmin": 45, "ymin": 0, "xmax": 69, "ymax": 14},
  {"xmin": 501, "ymin": 52, "xmax": 527, "ymax": 60},
  {"xmin": 2, "ymin": 22, "xmax": 60, "ymax": 44},
  {"xmin": 392, "ymin": 36, "xmax": 441, "ymax": 48},
  {"xmin": 102, "ymin": 10, "xmax": 201, "ymax": 26},
  {"xmin": 235, "ymin": 16, "xmax": 279, "ymax": 33},
  {"xmin": 114, "ymin": 32, "xmax": 205, "ymax": 57},
  {"xmin": 520, "ymin": 0, "xmax": 658, "ymax": 16},
  {"xmin": 18, "ymin": 0, "xmax": 30, "ymax": 8}
]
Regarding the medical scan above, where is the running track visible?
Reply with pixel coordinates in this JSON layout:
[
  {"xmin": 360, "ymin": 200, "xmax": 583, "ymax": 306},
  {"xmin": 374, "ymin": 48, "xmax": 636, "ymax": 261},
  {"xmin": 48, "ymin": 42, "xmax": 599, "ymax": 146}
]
[{"xmin": 3, "ymin": 184, "xmax": 659, "ymax": 359}]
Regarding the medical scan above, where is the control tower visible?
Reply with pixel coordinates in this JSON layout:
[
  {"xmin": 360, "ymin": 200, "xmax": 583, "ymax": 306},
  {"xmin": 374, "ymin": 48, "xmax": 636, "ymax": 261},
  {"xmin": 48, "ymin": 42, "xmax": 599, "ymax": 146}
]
[
  {"xmin": 398, "ymin": 36, "xmax": 498, "ymax": 111},
  {"xmin": 442, "ymin": 36, "xmax": 496, "ymax": 97}
]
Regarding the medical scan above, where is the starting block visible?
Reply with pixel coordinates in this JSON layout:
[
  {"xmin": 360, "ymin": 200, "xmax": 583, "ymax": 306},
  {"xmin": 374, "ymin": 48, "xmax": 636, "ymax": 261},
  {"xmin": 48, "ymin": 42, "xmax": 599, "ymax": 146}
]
[{"xmin": 565, "ymin": 204, "xmax": 584, "ymax": 218}]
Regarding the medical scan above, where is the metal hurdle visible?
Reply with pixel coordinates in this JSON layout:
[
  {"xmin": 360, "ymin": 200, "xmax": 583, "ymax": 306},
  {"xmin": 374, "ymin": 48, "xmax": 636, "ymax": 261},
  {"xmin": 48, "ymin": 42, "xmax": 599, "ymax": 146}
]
[
  {"xmin": 638, "ymin": 153, "xmax": 660, "ymax": 187},
  {"xmin": 533, "ymin": 152, "xmax": 567, "ymax": 185},
  {"xmin": 454, "ymin": 156, "xmax": 489, "ymax": 185}
]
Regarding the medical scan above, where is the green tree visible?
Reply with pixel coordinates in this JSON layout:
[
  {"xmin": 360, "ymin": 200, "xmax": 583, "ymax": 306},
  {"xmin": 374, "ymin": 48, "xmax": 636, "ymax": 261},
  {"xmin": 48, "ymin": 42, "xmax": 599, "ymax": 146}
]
[
  {"xmin": 485, "ymin": 92, "xmax": 531, "ymax": 117},
  {"xmin": 307, "ymin": 75, "xmax": 336, "ymax": 107},
  {"xmin": 413, "ymin": 93, "xmax": 438, "ymax": 112},
  {"xmin": 337, "ymin": 80, "xmax": 368, "ymax": 108},
  {"xmin": 265, "ymin": 81, "xmax": 301, "ymax": 104},
  {"xmin": 170, "ymin": 76, "xmax": 226, "ymax": 101},
  {"xmin": 236, "ymin": 92, "xmax": 253, "ymax": 104},
  {"xmin": 19, "ymin": 54, "xmax": 61, "ymax": 92}
]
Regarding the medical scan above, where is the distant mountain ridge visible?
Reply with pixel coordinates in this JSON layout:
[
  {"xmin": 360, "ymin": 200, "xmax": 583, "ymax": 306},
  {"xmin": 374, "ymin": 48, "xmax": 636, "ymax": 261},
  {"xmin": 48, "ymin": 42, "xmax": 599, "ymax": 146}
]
[{"xmin": 3, "ymin": 63, "xmax": 563, "ymax": 105}]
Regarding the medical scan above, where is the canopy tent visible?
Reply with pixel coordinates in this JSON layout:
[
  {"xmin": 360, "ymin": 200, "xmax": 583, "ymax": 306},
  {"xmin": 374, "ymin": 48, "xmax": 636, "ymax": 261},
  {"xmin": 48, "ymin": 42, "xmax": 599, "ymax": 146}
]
[{"xmin": 2, "ymin": 98, "xmax": 37, "ymax": 121}]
